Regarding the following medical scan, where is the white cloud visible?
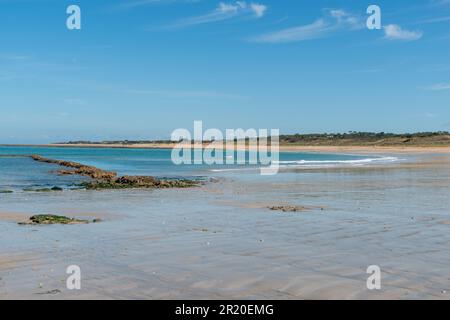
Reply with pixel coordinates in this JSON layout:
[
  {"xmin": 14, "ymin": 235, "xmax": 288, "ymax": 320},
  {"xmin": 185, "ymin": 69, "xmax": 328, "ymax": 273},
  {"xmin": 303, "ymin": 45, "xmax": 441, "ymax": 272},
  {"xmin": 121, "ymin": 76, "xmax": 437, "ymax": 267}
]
[
  {"xmin": 250, "ymin": 3, "xmax": 267, "ymax": 17},
  {"xmin": 434, "ymin": 0, "xmax": 450, "ymax": 5},
  {"xmin": 252, "ymin": 19, "xmax": 333, "ymax": 43},
  {"xmin": 251, "ymin": 9, "xmax": 363, "ymax": 43},
  {"xmin": 383, "ymin": 24, "xmax": 423, "ymax": 41},
  {"xmin": 63, "ymin": 98, "xmax": 85, "ymax": 106},
  {"xmin": 166, "ymin": 1, "xmax": 266, "ymax": 28},
  {"xmin": 426, "ymin": 83, "xmax": 450, "ymax": 91},
  {"xmin": 421, "ymin": 15, "xmax": 450, "ymax": 24},
  {"xmin": 328, "ymin": 9, "xmax": 361, "ymax": 29},
  {"xmin": 216, "ymin": 1, "xmax": 266, "ymax": 16},
  {"xmin": 218, "ymin": 2, "xmax": 242, "ymax": 14},
  {"xmin": 0, "ymin": 54, "xmax": 31, "ymax": 61}
]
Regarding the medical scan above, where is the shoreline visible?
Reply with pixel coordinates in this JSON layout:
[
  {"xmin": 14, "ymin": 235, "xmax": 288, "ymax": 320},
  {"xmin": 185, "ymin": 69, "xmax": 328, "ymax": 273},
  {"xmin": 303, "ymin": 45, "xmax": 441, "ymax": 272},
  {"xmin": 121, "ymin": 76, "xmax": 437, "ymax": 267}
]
[
  {"xmin": 2, "ymin": 143, "xmax": 450, "ymax": 154},
  {"xmin": 1, "ymin": 150, "xmax": 450, "ymax": 299}
]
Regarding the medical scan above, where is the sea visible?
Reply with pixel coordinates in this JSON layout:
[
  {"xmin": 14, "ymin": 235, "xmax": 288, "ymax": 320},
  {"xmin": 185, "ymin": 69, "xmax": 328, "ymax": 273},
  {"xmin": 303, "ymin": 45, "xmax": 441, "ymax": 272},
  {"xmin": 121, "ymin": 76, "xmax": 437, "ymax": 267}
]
[{"xmin": 0, "ymin": 146, "xmax": 399, "ymax": 192}]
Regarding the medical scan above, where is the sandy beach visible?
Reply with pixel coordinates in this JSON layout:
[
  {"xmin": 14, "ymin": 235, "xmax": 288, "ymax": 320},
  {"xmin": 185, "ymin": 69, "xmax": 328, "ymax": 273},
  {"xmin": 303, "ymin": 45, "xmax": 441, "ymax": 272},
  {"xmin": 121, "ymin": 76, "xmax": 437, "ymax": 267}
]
[
  {"xmin": 2, "ymin": 143, "xmax": 450, "ymax": 154},
  {"xmin": 1, "ymin": 150, "xmax": 450, "ymax": 299}
]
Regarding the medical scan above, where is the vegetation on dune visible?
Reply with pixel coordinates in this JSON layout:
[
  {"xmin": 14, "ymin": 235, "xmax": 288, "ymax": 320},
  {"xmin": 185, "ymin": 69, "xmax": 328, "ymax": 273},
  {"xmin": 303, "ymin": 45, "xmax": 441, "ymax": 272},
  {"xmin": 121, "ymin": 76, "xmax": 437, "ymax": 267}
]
[
  {"xmin": 56, "ymin": 140, "xmax": 177, "ymax": 145},
  {"xmin": 55, "ymin": 131, "xmax": 450, "ymax": 147},
  {"xmin": 279, "ymin": 131, "xmax": 450, "ymax": 147}
]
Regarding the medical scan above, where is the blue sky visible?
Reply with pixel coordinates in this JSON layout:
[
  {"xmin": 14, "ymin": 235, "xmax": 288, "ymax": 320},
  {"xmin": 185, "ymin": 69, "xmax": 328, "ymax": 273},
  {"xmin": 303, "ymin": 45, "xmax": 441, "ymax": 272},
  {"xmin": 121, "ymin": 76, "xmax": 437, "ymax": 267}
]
[{"xmin": 0, "ymin": 0, "xmax": 450, "ymax": 143}]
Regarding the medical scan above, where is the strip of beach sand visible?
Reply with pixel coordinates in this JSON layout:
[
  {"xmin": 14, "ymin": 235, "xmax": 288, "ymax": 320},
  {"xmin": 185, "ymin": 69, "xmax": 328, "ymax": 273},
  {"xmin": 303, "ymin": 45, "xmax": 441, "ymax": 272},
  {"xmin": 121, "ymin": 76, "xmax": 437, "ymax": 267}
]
[{"xmin": 2, "ymin": 143, "xmax": 450, "ymax": 154}]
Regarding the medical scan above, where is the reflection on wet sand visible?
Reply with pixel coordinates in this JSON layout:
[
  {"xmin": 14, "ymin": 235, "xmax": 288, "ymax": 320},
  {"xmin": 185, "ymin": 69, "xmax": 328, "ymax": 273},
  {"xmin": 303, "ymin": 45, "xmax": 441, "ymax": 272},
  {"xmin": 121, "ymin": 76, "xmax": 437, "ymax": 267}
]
[{"xmin": 1, "ymin": 154, "xmax": 450, "ymax": 299}]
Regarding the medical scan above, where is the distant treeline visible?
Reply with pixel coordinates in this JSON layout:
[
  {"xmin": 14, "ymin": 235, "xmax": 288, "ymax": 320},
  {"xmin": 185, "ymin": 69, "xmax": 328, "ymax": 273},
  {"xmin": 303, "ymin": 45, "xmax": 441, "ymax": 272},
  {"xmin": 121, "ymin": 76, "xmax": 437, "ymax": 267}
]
[
  {"xmin": 280, "ymin": 131, "xmax": 450, "ymax": 141},
  {"xmin": 59, "ymin": 140, "xmax": 176, "ymax": 145},
  {"xmin": 58, "ymin": 131, "xmax": 450, "ymax": 147},
  {"xmin": 279, "ymin": 131, "xmax": 450, "ymax": 146}
]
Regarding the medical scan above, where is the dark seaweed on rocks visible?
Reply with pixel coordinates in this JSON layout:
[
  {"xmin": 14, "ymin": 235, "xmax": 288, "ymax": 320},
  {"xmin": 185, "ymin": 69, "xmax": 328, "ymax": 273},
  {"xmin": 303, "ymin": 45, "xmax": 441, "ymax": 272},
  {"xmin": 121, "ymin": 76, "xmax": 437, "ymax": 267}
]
[
  {"xmin": 268, "ymin": 205, "xmax": 325, "ymax": 212},
  {"xmin": 30, "ymin": 154, "xmax": 201, "ymax": 190},
  {"xmin": 18, "ymin": 214, "xmax": 89, "ymax": 225},
  {"xmin": 30, "ymin": 155, "xmax": 117, "ymax": 180},
  {"xmin": 23, "ymin": 186, "xmax": 63, "ymax": 192}
]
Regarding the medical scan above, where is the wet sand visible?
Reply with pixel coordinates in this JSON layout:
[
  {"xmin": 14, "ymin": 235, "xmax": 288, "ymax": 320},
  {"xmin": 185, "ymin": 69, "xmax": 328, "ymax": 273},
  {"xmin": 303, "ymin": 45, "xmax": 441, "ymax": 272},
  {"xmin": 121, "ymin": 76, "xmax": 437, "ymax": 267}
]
[
  {"xmin": 1, "ymin": 154, "xmax": 450, "ymax": 299},
  {"xmin": 0, "ymin": 212, "xmax": 30, "ymax": 223}
]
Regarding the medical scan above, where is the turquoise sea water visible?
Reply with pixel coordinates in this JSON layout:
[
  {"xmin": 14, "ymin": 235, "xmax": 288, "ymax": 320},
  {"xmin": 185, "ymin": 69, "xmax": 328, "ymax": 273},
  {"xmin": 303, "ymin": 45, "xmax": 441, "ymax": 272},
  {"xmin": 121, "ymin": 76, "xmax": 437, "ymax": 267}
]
[
  {"xmin": 3, "ymin": 146, "xmax": 450, "ymax": 299},
  {"xmin": 0, "ymin": 146, "xmax": 398, "ymax": 191}
]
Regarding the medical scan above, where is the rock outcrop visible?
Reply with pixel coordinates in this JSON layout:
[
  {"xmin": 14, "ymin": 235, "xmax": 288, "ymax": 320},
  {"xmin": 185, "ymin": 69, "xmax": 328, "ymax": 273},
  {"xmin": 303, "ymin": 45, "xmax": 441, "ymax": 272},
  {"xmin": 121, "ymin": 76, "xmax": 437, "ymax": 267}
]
[
  {"xmin": 18, "ymin": 214, "xmax": 90, "ymax": 225},
  {"xmin": 31, "ymin": 155, "xmax": 117, "ymax": 180},
  {"xmin": 268, "ymin": 205, "xmax": 324, "ymax": 212},
  {"xmin": 30, "ymin": 154, "xmax": 200, "ymax": 190}
]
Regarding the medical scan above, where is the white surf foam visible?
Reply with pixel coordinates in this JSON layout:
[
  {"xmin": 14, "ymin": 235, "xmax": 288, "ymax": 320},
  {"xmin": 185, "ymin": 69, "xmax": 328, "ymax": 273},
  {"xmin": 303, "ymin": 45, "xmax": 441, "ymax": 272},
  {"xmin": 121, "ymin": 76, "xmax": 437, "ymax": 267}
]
[
  {"xmin": 209, "ymin": 157, "xmax": 400, "ymax": 172},
  {"xmin": 273, "ymin": 156, "xmax": 399, "ymax": 166}
]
